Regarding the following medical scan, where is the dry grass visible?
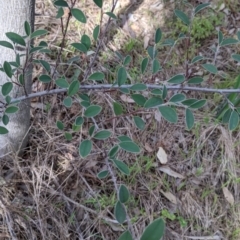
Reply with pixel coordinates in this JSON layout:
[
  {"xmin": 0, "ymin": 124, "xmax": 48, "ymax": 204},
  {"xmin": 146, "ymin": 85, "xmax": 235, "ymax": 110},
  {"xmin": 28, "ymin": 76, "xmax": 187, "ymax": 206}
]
[{"xmin": 1, "ymin": 0, "xmax": 240, "ymax": 239}]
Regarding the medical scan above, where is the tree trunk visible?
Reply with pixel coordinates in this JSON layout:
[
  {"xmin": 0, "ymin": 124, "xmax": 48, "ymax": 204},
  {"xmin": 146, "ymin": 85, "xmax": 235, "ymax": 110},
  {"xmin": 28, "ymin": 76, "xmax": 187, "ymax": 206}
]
[{"xmin": 0, "ymin": 0, "xmax": 35, "ymax": 158}]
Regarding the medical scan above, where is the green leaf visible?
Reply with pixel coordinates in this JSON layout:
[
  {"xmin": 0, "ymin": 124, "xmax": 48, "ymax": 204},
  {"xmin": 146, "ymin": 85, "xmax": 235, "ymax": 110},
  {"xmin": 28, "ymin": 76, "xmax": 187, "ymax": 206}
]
[
  {"xmin": 71, "ymin": 8, "xmax": 86, "ymax": 23},
  {"xmin": 75, "ymin": 116, "xmax": 84, "ymax": 126},
  {"xmin": 147, "ymin": 46, "xmax": 156, "ymax": 59},
  {"xmin": 93, "ymin": 25, "xmax": 100, "ymax": 41},
  {"xmin": 194, "ymin": 3, "xmax": 210, "ymax": 14},
  {"xmin": 56, "ymin": 7, "xmax": 64, "ymax": 18},
  {"xmin": 3, "ymin": 61, "xmax": 12, "ymax": 78},
  {"xmin": 5, "ymin": 106, "xmax": 18, "ymax": 114},
  {"xmin": 114, "ymin": 201, "xmax": 126, "ymax": 224},
  {"xmin": 81, "ymin": 34, "xmax": 91, "ymax": 50},
  {"xmin": 112, "ymin": 159, "xmax": 130, "ymax": 175},
  {"xmin": 232, "ymin": 54, "xmax": 240, "ymax": 62},
  {"xmin": 169, "ymin": 93, "xmax": 186, "ymax": 103},
  {"xmin": 159, "ymin": 106, "xmax": 178, "ymax": 123},
  {"xmin": 119, "ymin": 88, "xmax": 130, "ymax": 94},
  {"xmin": 155, "ymin": 28, "xmax": 162, "ymax": 44},
  {"xmin": 0, "ymin": 41, "xmax": 14, "ymax": 50},
  {"xmin": 113, "ymin": 102, "xmax": 123, "ymax": 115},
  {"xmin": 97, "ymin": 170, "xmax": 109, "ymax": 179},
  {"xmin": 119, "ymin": 141, "xmax": 140, "ymax": 153},
  {"xmin": 188, "ymin": 77, "xmax": 203, "ymax": 84},
  {"xmin": 123, "ymin": 55, "xmax": 131, "ymax": 66},
  {"xmin": 185, "ymin": 108, "xmax": 194, "ymax": 130},
  {"xmin": 162, "ymin": 85, "xmax": 167, "ymax": 99},
  {"xmin": 109, "ymin": 145, "xmax": 119, "ymax": 158},
  {"xmin": 181, "ymin": 99, "xmax": 198, "ymax": 106},
  {"xmin": 63, "ymin": 96, "xmax": 72, "ymax": 108},
  {"xmin": 131, "ymin": 94, "xmax": 146, "ymax": 106},
  {"xmin": 0, "ymin": 126, "xmax": 8, "ymax": 134},
  {"xmin": 220, "ymin": 38, "xmax": 239, "ymax": 46},
  {"xmin": 237, "ymin": 31, "xmax": 240, "ymax": 41},
  {"xmin": 88, "ymin": 72, "xmax": 104, "ymax": 81},
  {"xmin": 117, "ymin": 67, "xmax": 127, "ymax": 86},
  {"xmin": 152, "ymin": 59, "xmax": 161, "ymax": 74},
  {"xmin": 141, "ymin": 58, "xmax": 149, "ymax": 74},
  {"xmin": 167, "ymin": 74, "xmax": 185, "ymax": 84},
  {"xmin": 30, "ymin": 29, "xmax": 48, "ymax": 39},
  {"xmin": 54, "ymin": 0, "xmax": 68, "ymax": 7},
  {"xmin": 93, "ymin": 130, "xmax": 112, "ymax": 140},
  {"xmin": 229, "ymin": 110, "xmax": 239, "ymax": 131},
  {"xmin": 55, "ymin": 78, "xmax": 69, "ymax": 88},
  {"xmin": 68, "ymin": 80, "xmax": 79, "ymax": 96},
  {"xmin": 2, "ymin": 115, "xmax": 9, "ymax": 125},
  {"xmin": 118, "ymin": 231, "xmax": 133, "ymax": 240},
  {"xmin": 39, "ymin": 74, "xmax": 52, "ymax": 83},
  {"xmin": 56, "ymin": 120, "xmax": 64, "ymax": 130},
  {"xmin": 64, "ymin": 132, "xmax": 72, "ymax": 141},
  {"xmin": 218, "ymin": 31, "xmax": 223, "ymax": 45},
  {"xmin": 191, "ymin": 56, "xmax": 204, "ymax": 64},
  {"xmin": 80, "ymin": 101, "xmax": 90, "ymax": 108},
  {"xmin": 119, "ymin": 184, "xmax": 129, "ymax": 203},
  {"xmin": 5, "ymin": 96, "xmax": 11, "ymax": 105},
  {"xmin": 202, "ymin": 63, "xmax": 217, "ymax": 74},
  {"xmin": 24, "ymin": 21, "xmax": 31, "ymax": 36},
  {"xmin": 84, "ymin": 105, "xmax": 102, "ymax": 117},
  {"xmin": 6, "ymin": 32, "xmax": 25, "ymax": 46},
  {"xmin": 93, "ymin": 0, "xmax": 103, "ymax": 8},
  {"xmin": 222, "ymin": 108, "xmax": 231, "ymax": 123},
  {"xmin": 79, "ymin": 139, "xmax": 92, "ymax": 158},
  {"xmin": 130, "ymin": 84, "xmax": 147, "ymax": 91},
  {"xmin": 38, "ymin": 59, "xmax": 51, "ymax": 72},
  {"xmin": 174, "ymin": 9, "xmax": 190, "ymax": 25},
  {"xmin": 151, "ymin": 89, "xmax": 162, "ymax": 95},
  {"xmin": 88, "ymin": 125, "xmax": 95, "ymax": 137},
  {"xmin": 2, "ymin": 82, "xmax": 13, "ymax": 96},
  {"xmin": 105, "ymin": 12, "xmax": 117, "ymax": 19},
  {"xmin": 118, "ymin": 135, "xmax": 132, "ymax": 142},
  {"xmin": 29, "ymin": 46, "xmax": 44, "ymax": 54},
  {"xmin": 140, "ymin": 218, "xmax": 165, "ymax": 240},
  {"xmin": 144, "ymin": 97, "xmax": 163, "ymax": 108},
  {"xmin": 162, "ymin": 38, "xmax": 175, "ymax": 46},
  {"xmin": 71, "ymin": 43, "xmax": 88, "ymax": 53},
  {"xmin": 133, "ymin": 116, "xmax": 145, "ymax": 130},
  {"xmin": 189, "ymin": 99, "xmax": 206, "ymax": 109}
]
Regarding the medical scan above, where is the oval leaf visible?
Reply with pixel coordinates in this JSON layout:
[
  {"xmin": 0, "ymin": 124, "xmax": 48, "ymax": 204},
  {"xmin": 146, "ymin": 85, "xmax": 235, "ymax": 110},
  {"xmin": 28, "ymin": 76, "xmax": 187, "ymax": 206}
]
[
  {"xmin": 5, "ymin": 106, "xmax": 18, "ymax": 114},
  {"xmin": 71, "ymin": 43, "xmax": 88, "ymax": 53},
  {"xmin": 141, "ymin": 58, "xmax": 149, "ymax": 74},
  {"xmin": 109, "ymin": 145, "xmax": 119, "ymax": 159},
  {"xmin": 114, "ymin": 201, "xmax": 126, "ymax": 224},
  {"xmin": 167, "ymin": 74, "xmax": 185, "ymax": 84},
  {"xmin": 93, "ymin": 130, "xmax": 111, "ymax": 140},
  {"xmin": 0, "ymin": 41, "xmax": 14, "ymax": 50},
  {"xmin": 68, "ymin": 80, "xmax": 79, "ymax": 96},
  {"xmin": 133, "ymin": 116, "xmax": 145, "ymax": 130},
  {"xmin": 118, "ymin": 231, "xmax": 133, "ymax": 240},
  {"xmin": 39, "ymin": 74, "xmax": 52, "ymax": 83},
  {"xmin": 84, "ymin": 105, "xmax": 102, "ymax": 118},
  {"xmin": 185, "ymin": 108, "xmax": 194, "ymax": 130},
  {"xmin": 155, "ymin": 28, "xmax": 162, "ymax": 44},
  {"xmin": 144, "ymin": 97, "xmax": 163, "ymax": 109},
  {"xmin": 63, "ymin": 96, "xmax": 72, "ymax": 108},
  {"xmin": 113, "ymin": 102, "xmax": 123, "ymax": 115},
  {"xmin": 117, "ymin": 67, "xmax": 127, "ymax": 86},
  {"xmin": 202, "ymin": 64, "xmax": 217, "ymax": 74},
  {"xmin": 93, "ymin": 0, "xmax": 103, "ymax": 8},
  {"xmin": 194, "ymin": 3, "xmax": 210, "ymax": 14},
  {"xmin": 229, "ymin": 110, "xmax": 239, "ymax": 131},
  {"xmin": 169, "ymin": 93, "xmax": 186, "ymax": 103},
  {"xmin": 140, "ymin": 218, "xmax": 165, "ymax": 240},
  {"xmin": 6, "ymin": 32, "xmax": 25, "ymax": 46},
  {"xmin": 119, "ymin": 184, "xmax": 129, "ymax": 203},
  {"xmin": 93, "ymin": 25, "xmax": 100, "ymax": 41},
  {"xmin": 97, "ymin": 170, "xmax": 109, "ymax": 179},
  {"xmin": 158, "ymin": 106, "xmax": 178, "ymax": 123},
  {"xmin": 119, "ymin": 141, "xmax": 140, "ymax": 153},
  {"xmin": 0, "ymin": 126, "xmax": 8, "ymax": 134},
  {"xmin": 79, "ymin": 139, "xmax": 92, "ymax": 158},
  {"xmin": 174, "ymin": 9, "xmax": 190, "ymax": 25},
  {"xmin": 112, "ymin": 159, "xmax": 130, "ymax": 175},
  {"xmin": 130, "ymin": 84, "xmax": 147, "ymax": 91},
  {"xmin": 30, "ymin": 30, "xmax": 48, "ymax": 39},
  {"xmin": 2, "ymin": 82, "xmax": 13, "ymax": 96},
  {"xmin": 152, "ymin": 59, "xmax": 161, "ymax": 74},
  {"xmin": 131, "ymin": 94, "xmax": 146, "ymax": 106},
  {"xmin": 188, "ymin": 77, "xmax": 203, "ymax": 84},
  {"xmin": 232, "ymin": 54, "xmax": 240, "ymax": 62},
  {"xmin": 71, "ymin": 8, "xmax": 86, "ymax": 23},
  {"xmin": 56, "ymin": 78, "xmax": 69, "ymax": 88},
  {"xmin": 88, "ymin": 72, "xmax": 104, "ymax": 81}
]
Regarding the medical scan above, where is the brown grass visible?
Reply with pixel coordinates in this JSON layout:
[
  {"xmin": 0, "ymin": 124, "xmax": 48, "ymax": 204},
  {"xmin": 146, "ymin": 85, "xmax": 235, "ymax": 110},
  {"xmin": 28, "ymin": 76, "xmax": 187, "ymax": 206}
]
[{"xmin": 1, "ymin": 0, "xmax": 240, "ymax": 239}]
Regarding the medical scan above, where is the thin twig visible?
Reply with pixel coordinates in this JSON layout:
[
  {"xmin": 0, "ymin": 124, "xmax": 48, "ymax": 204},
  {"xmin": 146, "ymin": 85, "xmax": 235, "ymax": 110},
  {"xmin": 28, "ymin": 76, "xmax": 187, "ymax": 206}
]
[{"xmin": 8, "ymin": 84, "xmax": 240, "ymax": 105}]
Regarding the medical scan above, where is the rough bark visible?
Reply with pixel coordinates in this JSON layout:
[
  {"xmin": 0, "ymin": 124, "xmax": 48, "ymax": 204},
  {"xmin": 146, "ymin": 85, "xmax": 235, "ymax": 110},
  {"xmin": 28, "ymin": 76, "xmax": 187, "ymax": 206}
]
[{"xmin": 0, "ymin": 0, "xmax": 35, "ymax": 158}]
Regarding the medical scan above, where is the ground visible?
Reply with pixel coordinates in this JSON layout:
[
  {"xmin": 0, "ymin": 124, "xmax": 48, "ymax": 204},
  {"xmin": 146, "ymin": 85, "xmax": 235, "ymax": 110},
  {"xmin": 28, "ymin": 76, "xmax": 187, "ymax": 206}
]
[{"xmin": 0, "ymin": 0, "xmax": 240, "ymax": 239}]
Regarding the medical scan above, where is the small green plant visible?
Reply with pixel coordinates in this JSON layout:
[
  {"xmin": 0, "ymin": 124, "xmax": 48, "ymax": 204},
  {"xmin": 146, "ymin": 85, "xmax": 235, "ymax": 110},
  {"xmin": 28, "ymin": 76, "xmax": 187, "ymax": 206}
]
[{"xmin": 1, "ymin": 0, "xmax": 240, "ymax": 239}]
